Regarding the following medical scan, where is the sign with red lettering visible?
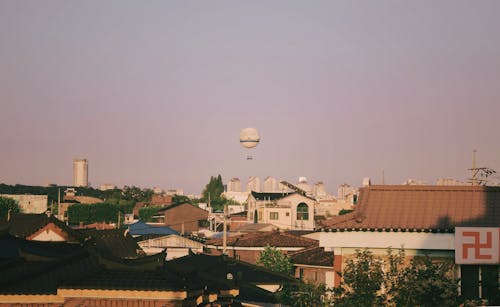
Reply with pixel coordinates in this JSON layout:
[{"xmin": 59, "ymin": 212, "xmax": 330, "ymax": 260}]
[{"xmin": 455, "ymin": 227, "xmax": 500, "ymax": 264}]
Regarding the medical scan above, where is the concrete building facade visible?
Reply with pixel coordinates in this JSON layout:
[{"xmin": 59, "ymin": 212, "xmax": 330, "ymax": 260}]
[{"xmin": 73, "ymin": 158, "xmax": 88, "ymax": 187}]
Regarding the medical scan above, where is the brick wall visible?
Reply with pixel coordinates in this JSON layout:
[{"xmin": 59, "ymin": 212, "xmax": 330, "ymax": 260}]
[{"xmin": 164, "ymin": 204, "xmax": 208, "ymax": 234}]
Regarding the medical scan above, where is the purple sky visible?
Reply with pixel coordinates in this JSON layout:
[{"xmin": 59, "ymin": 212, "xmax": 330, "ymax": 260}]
[{"xmin": 1, "ymin": 1, "xmax": 500, "ymax": 194}]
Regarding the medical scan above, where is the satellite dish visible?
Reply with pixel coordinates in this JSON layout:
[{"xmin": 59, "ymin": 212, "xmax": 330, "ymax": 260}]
[{"xmin": 239, "ymin": 128, "xmax": 260, "ymax": 149}]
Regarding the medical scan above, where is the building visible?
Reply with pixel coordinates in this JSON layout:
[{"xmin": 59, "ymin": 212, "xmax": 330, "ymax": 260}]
[
  {"xmin": 206, "ymin": 231, "xmax": 318, "ymax": 264},
  {"xmin": 337, "ymin": 183, "xmax": 357, "ymax": 201},
  {"xmin": 227, "ymin": 177, "xmax": 242, "ymax": 192},
  {"xmin": 296, "ymin": 177, "xmax": 312, "ymax": 195},
  {"xmin": 436, "ymin": 177, "xmax": 466, "ymax": 186},
  {"xmin": 313, "ymin": 185, "xmax": 500, "ymax": 302},
  {"xmin": 263, "ymin": 176, "xmax": 278, "ymax": 192},
  {"xmin": 247, "ymin": 191, "xmax": 316, "ymax": 230},
  {"xmin": 99, "ymin": 183, "xmax": 116, "ymax": 191},
  {"xmin": 247, "ymin": 176, "xmax": 261, "ymax": 192},
  {"xmin": 73, "ymin": 158, "xmax": 88, "ymax": 187},
  {"xmin": 0, "ymin": 194, "xmax": 47, "ymax": 214},
  {"xmin": 290, "ymin": 246, "xmax": 335, "ymax": 288},
  {"xmin": 157, "ymin": 203, "xmax": 209, "ymax": 234},
  {"xmin": 0, "ymin": 214, "xmax": 235, "ymax": 306}
]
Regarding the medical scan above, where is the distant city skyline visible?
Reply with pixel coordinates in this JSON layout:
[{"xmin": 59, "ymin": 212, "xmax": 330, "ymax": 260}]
[{"xmin": 1, "ymin": 1, "xmax": 500, "ymax": 194}]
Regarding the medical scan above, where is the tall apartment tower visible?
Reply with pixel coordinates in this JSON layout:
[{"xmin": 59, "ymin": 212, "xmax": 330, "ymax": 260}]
[
  {"xmin": 246, "ymin": 176, "xmax": 261, "ymax": 192},
  {"xmin": 227, "ymin": 178, "xmax": 242, "ymax": 192},
  {"xmin": 73, "ymin": 158, "xmax": 88, "ymax": 187},
  {"xmin": 263, "ymin": 176, "xmax": 278, "ymax": 192}
]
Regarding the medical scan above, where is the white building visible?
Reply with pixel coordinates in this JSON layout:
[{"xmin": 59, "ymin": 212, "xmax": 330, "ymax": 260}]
[
  {"xmin": 263, "ymin": 176, "xmax": 278, "ymax": 192},
  {"xmin": 73, "ymin": 158, "xmax": 88, "ymax": 187},
  {"xmin": 246, "ymin": 176, "xmax": 261, "ymax": 192},
  {"xmin": 99, "ymin": 183, "xmax": 116, "ymax": 191},
  {"xmin": 246, "ymin": 191, "xmax": 315, "ymax": 230},
  {"xmin": 227, "ymin": 178, "xmax": 242, "ymax": 192}
]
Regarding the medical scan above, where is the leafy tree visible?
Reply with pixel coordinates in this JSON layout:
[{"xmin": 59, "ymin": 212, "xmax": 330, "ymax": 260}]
[
  {"xmin": 67, "ymin": 203, "xmax": 120, "ymax": 225},
  {"xmin": 138, "ymin": 207, "xmax": 161, "ymax": 222},
  {"xmin": 276, "ymin": 281, "xmax": 330, "ymax": 307},
  {"xmin": 335, "ymin": 249, "xmax": 385, "ymax": 307},
  {"xmin": 122, "ymin": 186, "xmax": 153, "ymax": 203},
  {"xmin": 391, "ymin": 255, "xmax": 459, "ymax": 307},
  {"xmin": 172, "ymin": 194, "xmax": 192, "ymax": 205},
  {"xmin": 332, "ymin": 249, "xmax": 460, "ymax": 307},
  {"xmin": 0, "ymin": 196, "xmax": 19, "ymax": 220},
  {"xmin": 256, "ymin": 245, "xmax": 293, "ymax": 275},
  {"xmin": 202, "ymin": 175, "xmax": 224, "ymax": 201}
]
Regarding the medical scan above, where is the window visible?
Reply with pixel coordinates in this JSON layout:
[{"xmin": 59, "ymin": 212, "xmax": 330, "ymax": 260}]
[
  {"xmin": 286, "ymin": 212, "xmax": 290, "ymax": 217},
  {"xmin": 270, "ymin": 212, "xmax": 279, "ymax": 220},
  {"xmin": 461, "ymin": 265, "xmax": 499, "ymax": 302},
  {"xmin": 297, "ymin": 203, "xmax": 309, "ymax": 220}
]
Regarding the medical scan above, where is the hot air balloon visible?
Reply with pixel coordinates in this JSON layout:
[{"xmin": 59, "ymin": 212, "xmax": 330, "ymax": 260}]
[{"xmin": 240, "ymin": 128, "xmax": 259, "ymax": 160}]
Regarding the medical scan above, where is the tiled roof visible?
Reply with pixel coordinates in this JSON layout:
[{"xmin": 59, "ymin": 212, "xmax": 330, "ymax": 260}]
[
  {"xmin": 1, "ymin": 213, "xmax": 83, "ymax": 241},
  {"xmin": 167, "ymin": 253, "xmax": 296, "ymax": 286},
  {"xmin": 207, "ymin": 231, "xmax": 318, "ymax": 248},
  {"xmin": 80, "ymin": 229, "xmax": 146, "ymax": 259},
  {"xmin": 322, "ymin": 185, "xmax": 500, "ymax": 231},
  {"xmin": 289, "ymin": 247, "xmax": 334, "ymax": 267}
]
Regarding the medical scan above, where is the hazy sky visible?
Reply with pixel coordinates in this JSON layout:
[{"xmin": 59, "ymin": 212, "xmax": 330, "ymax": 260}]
[{"xmin": 1, "ymin": 1, "xmax": 500, "ymax": 194}]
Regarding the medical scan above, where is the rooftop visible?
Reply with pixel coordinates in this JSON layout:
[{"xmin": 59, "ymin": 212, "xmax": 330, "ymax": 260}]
[{"xmin": 321, "ymin": 185, "xmax": 500, "ymax": 232}]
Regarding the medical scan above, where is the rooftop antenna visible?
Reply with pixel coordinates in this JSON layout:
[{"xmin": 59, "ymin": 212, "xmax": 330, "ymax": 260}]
[
  {"xmin": 382, "ymin": 170, "xmax": 385, "ymax": 185},
  {"xmin": 468, "ymin": 149, "xmax": 496, "ymax": 186}
]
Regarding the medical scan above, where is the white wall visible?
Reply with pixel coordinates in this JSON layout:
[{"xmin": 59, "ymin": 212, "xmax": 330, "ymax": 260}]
[{"xmin": 317, "ymin": 231, "xmax": 455, "ymax": 251}]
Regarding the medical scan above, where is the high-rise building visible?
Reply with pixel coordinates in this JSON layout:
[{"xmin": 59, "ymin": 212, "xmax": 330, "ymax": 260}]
[
  {"xmin": 263, "ymin": 176, "xmax": 278, "ymax": 192},
  {"xmin": 73, "ymin": 158, "xmax": 88, "ymax": 187},
  {"xmin": 227, "ymin": 178, "xmax": 242, "ymax": 192},
  {"xmin": 246, "ymin": 176, "xmax": 261, "ymax": 192}
]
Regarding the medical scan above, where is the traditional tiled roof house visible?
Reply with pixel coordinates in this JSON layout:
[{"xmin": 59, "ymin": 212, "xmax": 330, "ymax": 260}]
[
  {"xmin": 206, "ymin": 230, "xmax": 318, "ymax": 264},
  {"xmin": 312, "ymin": 185, "xmax": 500, "ymax": 302}
]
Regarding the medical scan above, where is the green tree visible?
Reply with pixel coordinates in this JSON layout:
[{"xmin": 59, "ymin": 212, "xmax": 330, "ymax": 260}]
[
  {"xmin": 67, "ymin": 203, "xmax": 120, "ymax": 225},
  {"xmin": 392, "ymin": 256, "xmax": 459, "ymax": 307},
  {"xmin": 332, "ymin": 249, "xmax": 460, "ymax": 307},
  {"xmin": 122, "ymin": 186, "xmax": 153, "ymax": 203},
  {"xmin": 256, "ymin": 245, "xmax": 293, "ymax": 275},
  {"xmin": 0, "ymin": 196, "xmax": 19, "ymax": 220},
  {"xmin": 202, "ymin": 175, "xmax": 224, "ymax": 201},
  {"xmin": 335, "ymin": 249, "xmax": 385, "ymax": 307},
  {"xmin": 172, "ymin": 194, "xmax": 192, "ymax": 205},
  {"xmin": 138, "ymin": 207, "xmax": 161, "ymax": 222}
]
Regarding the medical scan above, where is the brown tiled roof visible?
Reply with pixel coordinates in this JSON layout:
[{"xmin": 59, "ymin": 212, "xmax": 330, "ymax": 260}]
[
  {"xmin": 322, "ymin": 185, "xmax": 500, "ymax": 231},
  {"xmin": 207, "ymin": 231, "xmax": 318, "ymax": 248},
  {"xmin": 289, "ymin": 247, "xmax": 334, "ymax": 267}
]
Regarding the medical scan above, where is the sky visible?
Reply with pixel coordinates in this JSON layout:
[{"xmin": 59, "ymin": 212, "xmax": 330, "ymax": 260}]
[{"xmin": 1, "ymin": 1, "xmax": 500, "ymax": 195}]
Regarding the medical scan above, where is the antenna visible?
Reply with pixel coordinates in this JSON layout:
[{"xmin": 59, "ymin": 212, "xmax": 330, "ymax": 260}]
[{"xmin": 468, "ymin": 150, "xmax": 496, "ymax": 186}]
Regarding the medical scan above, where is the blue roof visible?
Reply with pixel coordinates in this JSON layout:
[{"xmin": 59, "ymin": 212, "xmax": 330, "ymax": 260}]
[{"xmin": 128, "ymin": 221, "xmax": 178, "ymax": 236}]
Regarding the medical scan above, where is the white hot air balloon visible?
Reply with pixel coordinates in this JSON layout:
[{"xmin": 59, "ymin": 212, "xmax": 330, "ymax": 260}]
[{"xmin": 240, "ymin": 128, "xmax": 260, "ymax": 159}]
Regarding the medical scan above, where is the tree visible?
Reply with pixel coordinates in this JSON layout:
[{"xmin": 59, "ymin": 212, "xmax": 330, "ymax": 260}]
[
  {"xmin": 276, "ymin": 281, "xmax": 329, "ymax": 307},
  {"xmin": 333, "ymin": 249, "xmax": 460, "ymax": 307},
  {"xmin": 391, "ymin": 256, "xmax": 459, "ymax": 307},
  {"xmin": 172, "ymin": 194, "xmax": 192, "ymax": 205},
  {"xmin": 0, "ymin": 196, "xmax": 19, "ymax": 220},
  {"xmin": 67, "ymin": 203, "xmax": 120, "ymax": 225},
  {"xmin": 139, "ymin": 207, "xmax": 161, "ymax": 222},
  {"xmin": 335, "ymin": 249, "xmax": 386, "ymax": 307},
  {"xmin": 256, "ymin": 245, "xmax": 293, "ymax": 275},
  {"xmin": 202, "ymin": 175, "xmax": 224, "ymax": 201}
]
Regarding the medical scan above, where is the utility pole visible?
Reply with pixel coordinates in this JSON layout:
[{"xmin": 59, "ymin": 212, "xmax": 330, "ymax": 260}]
[
  {"xmin": 57, "ymin": 188, "xmax": 61, "ymax": 221},
  {"xmin": 223, "ymin": 203, "xmax": 228, "ymax": 255}
]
